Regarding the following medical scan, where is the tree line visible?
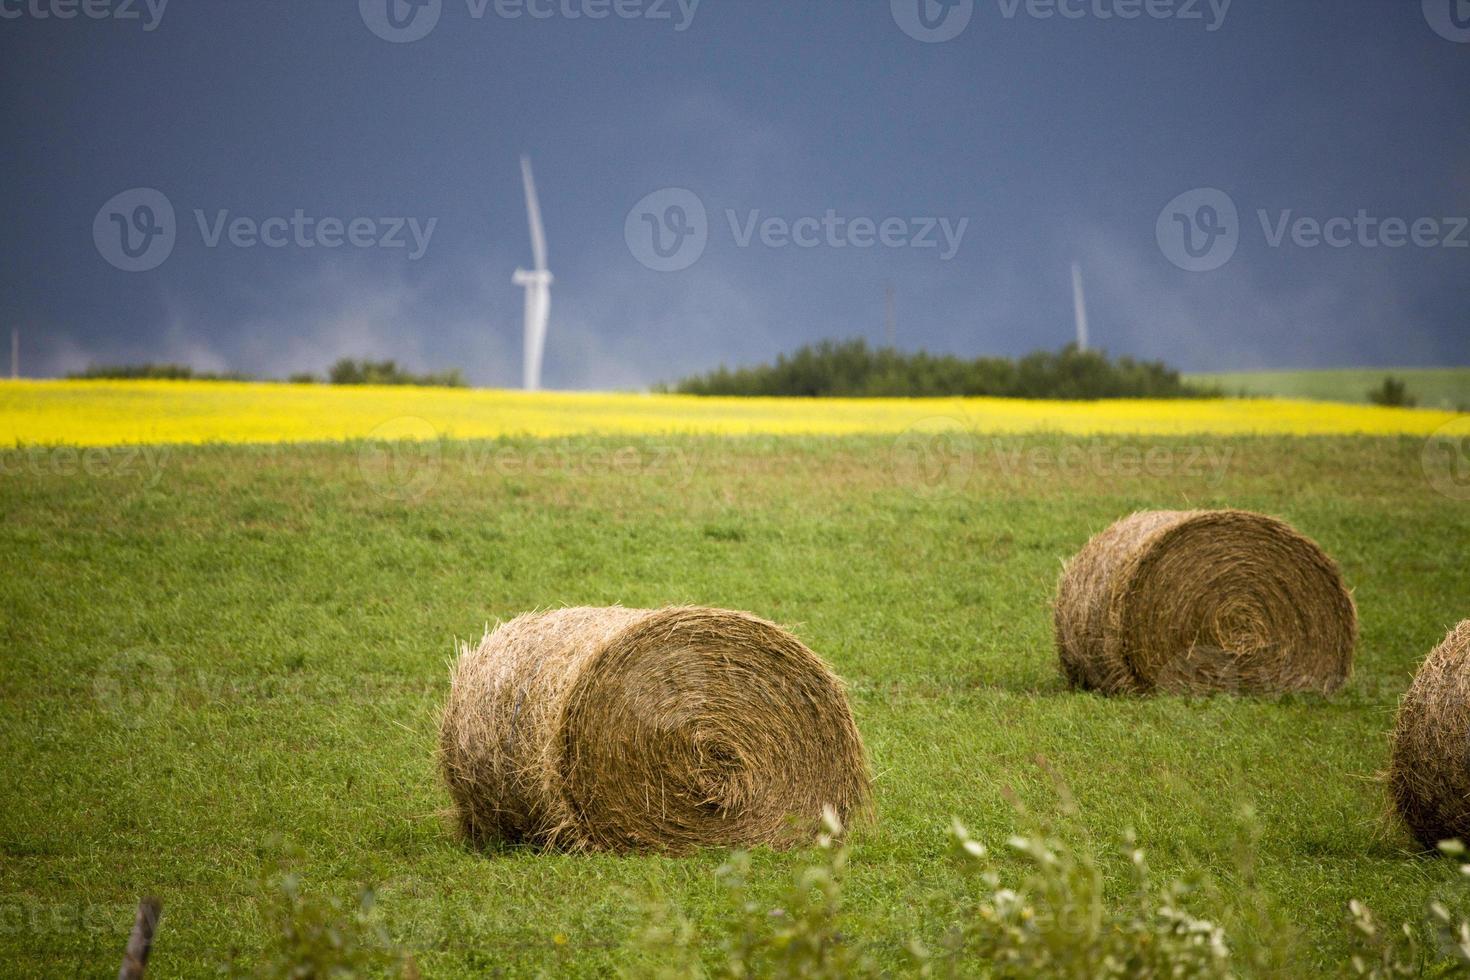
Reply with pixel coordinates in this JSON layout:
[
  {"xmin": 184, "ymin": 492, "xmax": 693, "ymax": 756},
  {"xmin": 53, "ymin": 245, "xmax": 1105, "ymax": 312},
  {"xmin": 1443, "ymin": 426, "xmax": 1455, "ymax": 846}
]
[
  {"xmin": 660, "ymin": 340, "xmax": 1217, "ymax": 399},
  {"xmin": 68, "ymin": 358, "xmax": 466, "ymax": 388}
]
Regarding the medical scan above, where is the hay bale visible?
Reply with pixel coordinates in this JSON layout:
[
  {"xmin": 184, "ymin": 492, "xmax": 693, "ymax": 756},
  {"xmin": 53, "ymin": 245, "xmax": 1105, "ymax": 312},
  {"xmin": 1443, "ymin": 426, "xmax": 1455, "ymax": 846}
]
[
  {"xmin": 1390, "ymin": 621, "xmax": 1470, "ymax": 850},
  {"xmin": 1054, "ymin": 509, "xmax": 1356, "ymax": 695},
  {"xmin": 438, "ymin": 606, "xmax": 872, "ymax": 853}
]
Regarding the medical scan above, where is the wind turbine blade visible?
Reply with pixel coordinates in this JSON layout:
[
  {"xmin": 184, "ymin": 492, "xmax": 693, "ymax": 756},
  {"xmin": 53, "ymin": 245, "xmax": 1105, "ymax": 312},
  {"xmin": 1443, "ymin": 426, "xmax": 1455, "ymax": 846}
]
[
  {"xmin": 1070, "ymin": 262, "xmax": 1089, "ymax": 353},
  {"xmin": 521, "ymin": 156, "xmax": 549, "ymax": 272}
]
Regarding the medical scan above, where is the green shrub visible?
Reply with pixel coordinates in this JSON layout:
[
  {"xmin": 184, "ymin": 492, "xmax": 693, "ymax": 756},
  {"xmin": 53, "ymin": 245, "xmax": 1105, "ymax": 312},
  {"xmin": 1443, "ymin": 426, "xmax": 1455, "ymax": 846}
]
[
  {"xmin": 633, "ymin": 806, "xmax": 1231, "ymax": 979},
  {"xmin": 1346, "ymin": 840, "xmax": 1470, "ymax": 978},
  {"xmin": 226, "ymin": 858, "xmax": 412, "ymax": 979},
  {"xmin": 67, "ymin": 363, "xmax": 250, "ymax": 381},
  {"xmin": 65, "ymin": 360, "xmax": 466, "ymax": 387},
  {"xmin": 917, "ymin": 819, "xmax": 1230, "ymax": 979},
  {"xmin": 633, "ymin": 807, "xmax": 875, "ymax": 979},
  {"xmin": 631, "ymin": 813, "xmax": 1470, "ymax": 978},
  {"xmin": 325, "ymin": 358, "xmax": 465, "ymax": 388},
  {"xmin": 1367, "ymin": 376, "xmax": 1418, "ymax": 408},
  {"xmin": 225, "ymin": 821, "xmax": 1470, "ymax": 977}
]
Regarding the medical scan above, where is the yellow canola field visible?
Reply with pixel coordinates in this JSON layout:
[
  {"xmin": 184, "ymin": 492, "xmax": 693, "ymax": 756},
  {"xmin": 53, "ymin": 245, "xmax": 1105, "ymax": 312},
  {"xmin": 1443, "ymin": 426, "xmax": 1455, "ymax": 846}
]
[{"xmin": 0, "ymin": 380, "xmax": 1458, "ymax": 447}]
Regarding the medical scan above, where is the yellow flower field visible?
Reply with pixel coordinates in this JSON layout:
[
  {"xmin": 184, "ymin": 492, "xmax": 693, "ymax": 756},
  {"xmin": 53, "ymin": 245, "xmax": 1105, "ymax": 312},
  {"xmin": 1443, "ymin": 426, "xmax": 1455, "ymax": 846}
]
[{"xmin": 0, "ymin": 379, "xmax": 1458, "ymax": 447}]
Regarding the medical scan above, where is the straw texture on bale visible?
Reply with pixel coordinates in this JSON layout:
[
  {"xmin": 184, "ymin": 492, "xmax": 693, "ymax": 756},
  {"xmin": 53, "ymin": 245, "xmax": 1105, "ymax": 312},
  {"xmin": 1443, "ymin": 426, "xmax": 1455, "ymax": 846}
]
[
  {"xmin": 438, "ymin": 606, "xmax": 872, "ymax": 853},
  {"xmin": 1390, "ymin": 621, "xmax": 1470, "ymax": 850},
  {"xmin": 1054, "ymin": 509, "xmax": 1356, "ymax": 695}
]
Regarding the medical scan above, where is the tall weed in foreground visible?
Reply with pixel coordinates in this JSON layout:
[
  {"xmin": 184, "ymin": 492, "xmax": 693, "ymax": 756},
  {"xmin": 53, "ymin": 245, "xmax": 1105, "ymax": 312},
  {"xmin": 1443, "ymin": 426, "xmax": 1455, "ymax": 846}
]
[
  {"xmin": 1346, "ymin": 839, "xmax": 1470, "ymax": 978},
  {"xmin": 634, "ymin": 807, "xmax": 876, "ymax": 979},
  {"xmin": 234, "ymin": 817, "xmax": 1470, "ymax": 977},
  {"xmin": 911, "ymin": 819, "xmax": 1229, "ymax": 978},
  {"xmin": 223, "ymin": 849, "xmax": 415, "ymax": 979},
  {"xmin": 632, "ymin": 802, "xmax": 1470, "ymax": 979},
  {"xmin": 633, "ymin": 796, "xmax": 1232, "ymax": 979}
]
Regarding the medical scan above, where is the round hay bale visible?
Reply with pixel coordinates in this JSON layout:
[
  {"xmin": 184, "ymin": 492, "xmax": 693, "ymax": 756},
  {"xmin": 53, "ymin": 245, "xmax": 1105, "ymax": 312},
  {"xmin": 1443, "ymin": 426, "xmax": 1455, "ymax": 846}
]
[
  {"xmin": 438, "ymin": 606, "xmax": 872, "ymax": 853},
  {"xmin": 1053, "ymin": 509, "xmax": 1356, "ymax": 695},
  {"xmin": 1390, "ymin": 621, "xmax": 1470, "ymax": 850}
]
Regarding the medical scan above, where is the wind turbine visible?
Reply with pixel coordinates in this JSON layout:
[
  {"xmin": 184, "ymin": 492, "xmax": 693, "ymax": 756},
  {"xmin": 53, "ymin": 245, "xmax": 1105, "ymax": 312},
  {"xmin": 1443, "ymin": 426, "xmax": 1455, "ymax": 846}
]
[
  {"xmin": 1070, "ymin": 261, "xmax": 1089, "ymax": 353},
  {"xmin": 884, "ymin": 281, "xmax": 896, "ymax": 348},
  {"xmin": 512, "ymin": 156, "xmax": 553, "ymax": 391}
]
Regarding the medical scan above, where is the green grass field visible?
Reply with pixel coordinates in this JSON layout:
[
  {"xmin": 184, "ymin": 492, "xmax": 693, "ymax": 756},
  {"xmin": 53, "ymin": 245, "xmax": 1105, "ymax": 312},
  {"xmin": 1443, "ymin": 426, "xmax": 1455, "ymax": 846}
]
[
  {"xmin": 1187, "ymin": 368, "xmax": 1470, "ymax": 410},
  {"xmin": 2, "ymin": 433, "xmax": 1467, "ymax": 976}
]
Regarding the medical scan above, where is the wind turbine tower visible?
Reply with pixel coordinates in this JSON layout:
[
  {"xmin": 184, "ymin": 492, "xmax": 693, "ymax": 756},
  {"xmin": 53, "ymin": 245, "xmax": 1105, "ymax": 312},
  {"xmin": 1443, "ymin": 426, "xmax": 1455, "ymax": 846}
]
[
  {"xmin": 1070, "ymin": 262, "xmax": 1089, "ymax": 353},
  {"xmin": 884, "ymin": 282, "xmax": 896, "ymax": 348}
]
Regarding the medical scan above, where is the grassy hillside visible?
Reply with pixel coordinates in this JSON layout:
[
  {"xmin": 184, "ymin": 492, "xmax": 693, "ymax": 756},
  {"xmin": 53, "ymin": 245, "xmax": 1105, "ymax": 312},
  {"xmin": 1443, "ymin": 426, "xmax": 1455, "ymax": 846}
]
[
  {"xmin": 1, "ymin": 433, "xmax": 1466, "ymax": 975},
  {"xmin": 1188, "ymin": 368, "xmax": 1470, "ymax": 410}
]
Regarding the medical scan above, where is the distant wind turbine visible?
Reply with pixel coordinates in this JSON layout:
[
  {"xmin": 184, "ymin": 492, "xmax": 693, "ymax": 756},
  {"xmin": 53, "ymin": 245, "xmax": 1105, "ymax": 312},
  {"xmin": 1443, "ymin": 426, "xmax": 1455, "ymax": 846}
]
[
  {"xmin": 512, "ymin": 156, "xmax": 553, "ymax": 391},
  {"xmin": 1070, "ymin": 262, "xmax": 1089, "ymax": 352},
  {"xmin": 884, "ymin": 281, "xmax": 896, "ymax": 348}
]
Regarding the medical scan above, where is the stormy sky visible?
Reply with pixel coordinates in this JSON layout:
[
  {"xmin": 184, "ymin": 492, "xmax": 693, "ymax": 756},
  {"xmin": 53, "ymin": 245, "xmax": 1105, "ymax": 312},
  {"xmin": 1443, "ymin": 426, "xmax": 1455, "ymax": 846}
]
[{"xmin": 2, "ymin": 0, "xmax": 1467, "ymax": 387}]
